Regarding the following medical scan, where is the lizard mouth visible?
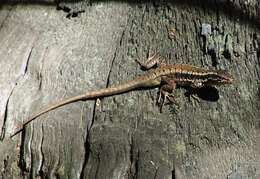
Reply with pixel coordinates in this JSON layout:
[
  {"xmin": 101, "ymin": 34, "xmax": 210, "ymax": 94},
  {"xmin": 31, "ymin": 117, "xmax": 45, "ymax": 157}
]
[
  {"xmin": 225, "ymin": 75, "xmax": 234, "ymax": 84},
  {"xmin": 220, "ymin": 71, "xmax": 234, "ymax": 84}
]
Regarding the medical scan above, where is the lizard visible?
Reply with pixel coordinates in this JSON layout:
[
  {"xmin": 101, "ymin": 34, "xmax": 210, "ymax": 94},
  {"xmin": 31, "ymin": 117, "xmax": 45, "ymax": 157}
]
[{"xmin": 10, "ymin": 53, "xmax": 233, "ymax": 137}]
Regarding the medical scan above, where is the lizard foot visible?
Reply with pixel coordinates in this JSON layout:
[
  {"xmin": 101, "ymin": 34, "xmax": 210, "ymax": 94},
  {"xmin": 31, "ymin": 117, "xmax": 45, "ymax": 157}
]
[
  {"xmin": 158, "ymin": 90, "xmax": 177, "ymax": 112},
  {"xmin": 135, "ymin": 51, "xmax": 166, "ymax": 70}
]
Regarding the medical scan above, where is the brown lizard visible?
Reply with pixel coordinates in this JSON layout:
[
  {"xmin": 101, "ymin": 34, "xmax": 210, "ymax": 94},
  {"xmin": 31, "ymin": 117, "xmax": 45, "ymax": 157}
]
[{"xmin": 11, "ymin": 53, "xmax": 233, "ymax": 137}]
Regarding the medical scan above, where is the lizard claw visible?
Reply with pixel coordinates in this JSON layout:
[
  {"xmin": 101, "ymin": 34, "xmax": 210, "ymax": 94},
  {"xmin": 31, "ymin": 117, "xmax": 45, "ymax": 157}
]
[{"xmin": 157, "ymin": 91, "xmax": 177, "ymax": 112}]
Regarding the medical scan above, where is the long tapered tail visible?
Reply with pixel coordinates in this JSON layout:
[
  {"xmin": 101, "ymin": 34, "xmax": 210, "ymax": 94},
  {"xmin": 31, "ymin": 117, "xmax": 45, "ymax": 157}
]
[{"xmin": 11, "ymin": 77, "xmax": 155, "ymax": 137}]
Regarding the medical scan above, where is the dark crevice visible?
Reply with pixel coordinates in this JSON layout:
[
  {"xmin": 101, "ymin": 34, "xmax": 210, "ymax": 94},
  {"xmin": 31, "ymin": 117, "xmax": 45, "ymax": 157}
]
[
  {"xmin": 106, "ymin": 24, "xmax": 128, "ymax": 79},
  {"xmin": 208, "ymin": 50, "xmax": 218, "ymax": 67},
  {"xmin": 1, "ymin": 45, "xmax": 33, "ymax": 140},
  {"xmin": 24, "ymin": 47, "xmax": 33, "ymax": 75},
  {"xmin": 79, "ymin": 101, "xmax": 96, "ymax": 179},
  {"xmin": 79, "ymin": 133, "xmax": 91, "ymax": 179},
  {"xmin": 18, "ymin": 128, "xmax": 27, "ymax": 176},
  {"xmin": 0, "ymin": 99, "xmax": 8, "ymax": 141},
  {"xmin": 28, "ymin": 129, "xmax": 34, "ymax": 179},
  {"xmin": 106, "ymin": 47, "xmax": 118, "ymax": 88},
  {"xmin": 38, "ymin": 71, "xmax": 43, "ymax": 91},
  {"xmin": 37, "ymin": 48, "xmax": 46, "ymax": 91},
  {"xmin": 37, "ymin": 126, "xmax": 45, "ymax": 178},
  {"xmin": 171, "ymin": 169, "xmax": 175, "ymax": 179},
  {"xmin": 0, "ymin": 6, "xmax": 19, "ymax": 140},
  {"xmin": 0, "ymin": 88, "xmax": 15, "ymax": 141},
  {"xmin": 119, "ymin": 28, "xmax": 126, "ymax": 47},
  {"xmin": 29, "ymin": 149, "xmax": 34, "ymax": 179},
  {"xmin": 56, "ymin": 2, "xmax": 86, "ymax": 19}
]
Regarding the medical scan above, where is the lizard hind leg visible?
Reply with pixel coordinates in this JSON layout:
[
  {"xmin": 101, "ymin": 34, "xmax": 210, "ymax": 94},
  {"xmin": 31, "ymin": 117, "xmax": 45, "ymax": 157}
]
[{"xmin": 135, "ymin": 52, "xmax": 165, "ymax": 70}]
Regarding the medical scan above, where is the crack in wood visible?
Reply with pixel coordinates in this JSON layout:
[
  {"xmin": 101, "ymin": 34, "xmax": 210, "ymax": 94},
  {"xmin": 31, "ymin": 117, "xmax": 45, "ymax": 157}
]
[
  {"xmin": 28, "ymin": 124, "xmax": 34, "ymax": 178},
  {"xmin": 1, "ymin": 46, "xmax": 34, "ymax": 139},
  {"xmin": 105, "ymin": 49, "xmax": 118, "ymax": 88},
  {"xmin": 79, "ymin": 101, "xmax": 96, "ymax": 178},
  {"xmin": 37, "ymin": 125, "xmax": 44, "ymax": 176},
  {"xmin": 23, "ymin": 47, "xmax": 33, "ymax": 76},
  {"xmin": 0, "ymin": 86, "xmax": 15, "ymax": 140}
]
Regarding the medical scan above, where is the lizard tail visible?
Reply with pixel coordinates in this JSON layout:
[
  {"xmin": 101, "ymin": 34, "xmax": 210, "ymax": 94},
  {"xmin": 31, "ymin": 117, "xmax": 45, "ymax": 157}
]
[
  {"xmin": 11, "ymin": 78, "xmax": 149, "ymax": 138},
  {"xmin": 11, "ymin": 93, "xmax": 87, "ymax": 138}
]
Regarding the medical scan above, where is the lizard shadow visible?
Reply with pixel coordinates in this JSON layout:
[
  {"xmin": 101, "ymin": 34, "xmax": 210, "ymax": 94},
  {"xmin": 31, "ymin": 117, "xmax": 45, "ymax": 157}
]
[
  {"xmin": 156, "ymin": 86, "xmax": 219, "ymax": 114},
  {"xmin": 183, "ymin": 86, "xmax": 219, "ymax": 102}
]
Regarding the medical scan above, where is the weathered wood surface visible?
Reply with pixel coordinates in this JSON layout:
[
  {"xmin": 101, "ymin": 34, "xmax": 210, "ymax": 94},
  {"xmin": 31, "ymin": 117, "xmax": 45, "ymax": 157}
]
[{"xmin": 0, "ymin": 1, "xmax": 259, "ymax": 178}]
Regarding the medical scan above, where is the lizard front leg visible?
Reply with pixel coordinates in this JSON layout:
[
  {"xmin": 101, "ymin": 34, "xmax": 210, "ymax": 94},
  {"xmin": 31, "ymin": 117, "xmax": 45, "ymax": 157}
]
[
  {"xmin": 188, "ymin": 82, "xmax": 203, "ymax": 102},
  {"xmin": 158, "ymin": 79, "xmax": 177, "ymax": 112}
]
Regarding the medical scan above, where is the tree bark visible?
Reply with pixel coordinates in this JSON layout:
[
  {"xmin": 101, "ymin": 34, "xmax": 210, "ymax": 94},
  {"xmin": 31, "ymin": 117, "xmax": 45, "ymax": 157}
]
[{"xmin": 0, "ymin": 1, "xmax": 259, "ymax": 179}]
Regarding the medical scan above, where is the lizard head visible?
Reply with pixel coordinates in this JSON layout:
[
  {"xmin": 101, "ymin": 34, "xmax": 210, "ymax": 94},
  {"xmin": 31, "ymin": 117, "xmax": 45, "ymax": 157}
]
[{"xmin": 203, "ymin": 70, "xmax": 234, "ymax": 86}]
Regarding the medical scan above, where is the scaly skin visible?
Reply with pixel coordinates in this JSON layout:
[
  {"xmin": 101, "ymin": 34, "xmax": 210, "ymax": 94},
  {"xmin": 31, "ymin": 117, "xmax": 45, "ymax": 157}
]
[{"xmin": 11, "ymin": 54, "xmax": 233, "ymax": 137}]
